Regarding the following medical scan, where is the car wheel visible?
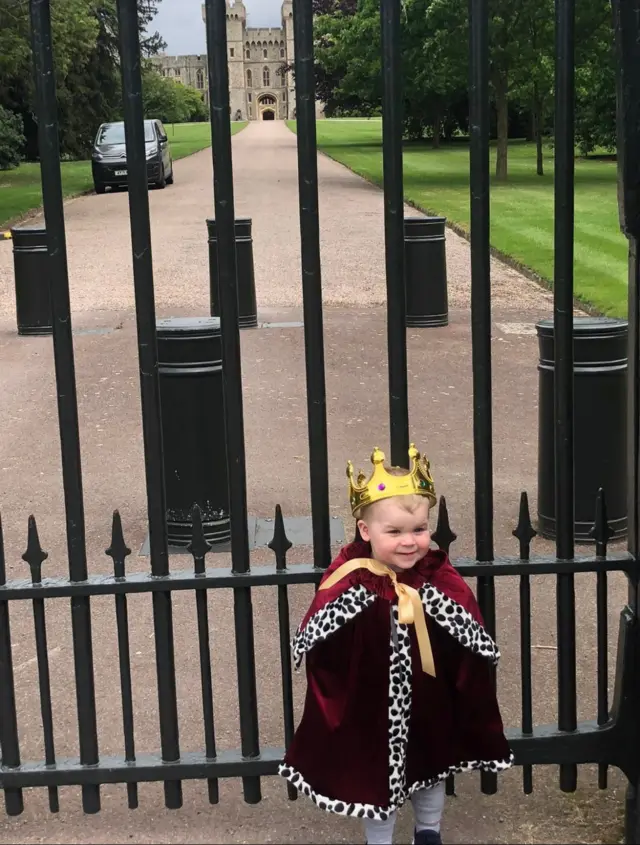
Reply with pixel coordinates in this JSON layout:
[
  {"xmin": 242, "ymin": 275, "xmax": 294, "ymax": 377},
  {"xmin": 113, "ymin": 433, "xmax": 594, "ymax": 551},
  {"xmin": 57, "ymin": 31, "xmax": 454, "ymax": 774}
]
[
  {"xmin": 94, "ymin": 182, "xmax": 106, "ymax": 195},
  {"xmin": 166, "ymin": 166, "xmax": 174, "ymax": 185},
  {"xmin": 156, "ymin": 166, "xmax": 166, "ymax": 189}
]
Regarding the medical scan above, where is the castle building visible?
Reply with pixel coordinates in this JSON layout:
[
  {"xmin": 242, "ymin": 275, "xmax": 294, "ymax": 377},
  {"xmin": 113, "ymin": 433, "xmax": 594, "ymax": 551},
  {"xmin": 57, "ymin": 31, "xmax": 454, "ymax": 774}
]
[{"xmin": 150, "ymin": 0, "xmax": 323, "ymax": 121}]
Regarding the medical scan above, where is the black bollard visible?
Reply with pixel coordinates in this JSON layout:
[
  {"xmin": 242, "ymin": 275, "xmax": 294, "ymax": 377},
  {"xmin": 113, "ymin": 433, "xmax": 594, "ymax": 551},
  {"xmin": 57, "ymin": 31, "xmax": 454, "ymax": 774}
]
[
  {"xmin": 10, "ymin": 226, "xmax": 52, "ymax": 336},
  {"xmin": 404, "ymin": 217, "xmax": 449, "ymax": 328},
  {"xmin": 536, "ymin": 317, "xmax": 628, "ymax": 542},
  {"xmin": 156, "ymin": 317, "xmax": 230, "ymax": 546},
  {"xmin": 207, "ymin": 218, "xmax": 258, "ymax": 329}
]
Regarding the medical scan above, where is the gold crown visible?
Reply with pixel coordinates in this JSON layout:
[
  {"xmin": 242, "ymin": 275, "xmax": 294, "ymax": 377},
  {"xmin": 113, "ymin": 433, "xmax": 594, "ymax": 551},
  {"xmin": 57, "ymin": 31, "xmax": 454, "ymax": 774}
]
[{"xmin": 347, "ymin": 444, "xmax": 436, "ymax": 517}]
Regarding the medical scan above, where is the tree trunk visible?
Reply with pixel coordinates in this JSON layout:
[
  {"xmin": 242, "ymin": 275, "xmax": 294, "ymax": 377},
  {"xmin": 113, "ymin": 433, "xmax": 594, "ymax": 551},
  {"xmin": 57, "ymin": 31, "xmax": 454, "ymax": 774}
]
[
  {"xmin": 535, "ymin": 121, "xmax": 544, "ymax": 176},
  {"xmin": 526, "ymin": 111, "xmax": 535, "ymax": 142},
  {"xmin": 431, "ymin": 108, "xmax": 442, "ymax": 149},
  {"xmin": 533, "ymin": 86, "xmax": 544, "ymax": 176},
  {"xmin": 495, "ymin": 74, "xmax": 508, "ymax": 181}
]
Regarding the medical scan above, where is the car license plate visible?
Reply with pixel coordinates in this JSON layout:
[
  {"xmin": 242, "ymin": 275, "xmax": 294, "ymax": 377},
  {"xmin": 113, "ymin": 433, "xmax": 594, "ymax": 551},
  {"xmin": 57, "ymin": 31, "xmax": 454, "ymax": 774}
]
[{"xmin": 115, "ymin": 169, "xmax": 127, "ymax": 176}]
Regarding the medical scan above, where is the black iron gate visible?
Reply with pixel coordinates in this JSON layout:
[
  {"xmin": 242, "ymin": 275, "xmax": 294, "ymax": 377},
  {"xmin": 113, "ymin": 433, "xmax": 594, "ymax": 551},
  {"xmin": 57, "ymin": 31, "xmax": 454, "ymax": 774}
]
[{"xmin": 1, "ymin": 0, "xmax": 640, "ymax": 840}]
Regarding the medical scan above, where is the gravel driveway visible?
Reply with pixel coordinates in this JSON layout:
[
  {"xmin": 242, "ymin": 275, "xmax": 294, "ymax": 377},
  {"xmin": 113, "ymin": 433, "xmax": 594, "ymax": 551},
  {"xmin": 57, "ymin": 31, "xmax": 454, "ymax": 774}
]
[{"xmin": 0, "ymin": 121, "xmax": 555, "ymax": 319}]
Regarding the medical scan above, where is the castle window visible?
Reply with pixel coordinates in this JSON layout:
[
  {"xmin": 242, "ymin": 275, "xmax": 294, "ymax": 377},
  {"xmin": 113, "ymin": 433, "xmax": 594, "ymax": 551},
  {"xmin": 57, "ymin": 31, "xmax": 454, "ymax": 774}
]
[
  {"xmin": 263, "ymin": 66, "xmax": 270, "ymax": 86},
  {"xmin": 263, "ymin": 49, "xmax": 267, "ymax": 58},
  {"xmin": 281, "ymin": 71, "xmax": 286, "ymax": 86},
  {"xmin": 196, "ymin": 69, "xmax": 204, "ymax": 89},
  {"xmin": 248, "ymin": 93, "xmax": 252, "ymax": 102},
  {"xmin": 246, "ymin": 49, "xmax": 250, "ymax": 58},
  {"xmin": 247, "ymin": 69, "xmax": 252, "ymax": 86},
  {"xmin": 230, "ymin": 47, "xmax": 234, "ymax": 57},
  {"xmin": 280, "ymin": 49, "xmax": 285, "ymax": 58}
]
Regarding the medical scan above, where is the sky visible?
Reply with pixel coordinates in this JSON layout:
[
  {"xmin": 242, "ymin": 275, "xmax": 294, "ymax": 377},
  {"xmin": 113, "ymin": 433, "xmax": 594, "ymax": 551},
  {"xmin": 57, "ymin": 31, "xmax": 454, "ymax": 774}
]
[{"xmin": 150, "ymin": 0, "xmax": 284, "ymax": 55}]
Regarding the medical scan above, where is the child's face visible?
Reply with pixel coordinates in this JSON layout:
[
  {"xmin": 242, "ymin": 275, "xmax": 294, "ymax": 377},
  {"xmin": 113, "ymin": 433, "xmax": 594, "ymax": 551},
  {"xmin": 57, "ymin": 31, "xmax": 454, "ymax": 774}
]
[{"xmin": 357, "ymin": 497, "xmax": 431, "ymax": 571}]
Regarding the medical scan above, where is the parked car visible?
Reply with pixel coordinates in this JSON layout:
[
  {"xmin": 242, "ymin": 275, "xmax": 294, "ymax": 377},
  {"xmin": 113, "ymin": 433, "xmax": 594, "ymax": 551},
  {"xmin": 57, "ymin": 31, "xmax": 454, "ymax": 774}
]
[{"xmin": 91, "ymin": 119, "xmax": 174, "ymax": 194}]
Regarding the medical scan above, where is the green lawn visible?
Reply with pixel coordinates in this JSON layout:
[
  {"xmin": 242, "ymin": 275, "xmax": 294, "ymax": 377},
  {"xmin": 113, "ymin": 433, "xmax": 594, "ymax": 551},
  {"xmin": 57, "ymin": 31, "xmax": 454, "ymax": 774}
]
[
  {"xmin": 287, "ymin": 118, "xmax": 627, "ymax": 318},
  {"xmin": 0, "ymin": 121, "xmax": 246, "ymax": 231}
]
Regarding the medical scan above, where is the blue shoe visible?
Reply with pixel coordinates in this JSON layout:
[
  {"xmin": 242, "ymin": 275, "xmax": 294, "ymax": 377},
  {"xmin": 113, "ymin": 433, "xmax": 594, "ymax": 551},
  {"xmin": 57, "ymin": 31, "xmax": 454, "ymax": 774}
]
[{"xmin": 413, "ymin": 830, "xmax": 443, "ymax": 845}]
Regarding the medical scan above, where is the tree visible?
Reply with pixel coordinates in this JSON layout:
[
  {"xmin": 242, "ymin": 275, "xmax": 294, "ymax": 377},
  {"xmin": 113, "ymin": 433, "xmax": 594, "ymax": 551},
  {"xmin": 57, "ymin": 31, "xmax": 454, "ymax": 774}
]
[
  {"xmin": 313, "ymin": 1, "xmax": 381, "ymax": 116},
  {"xmin": 311, "ymin": 0, "xmax": 469, "ymax": 137},
  {"xmin": 142, "ymin": 66, "xmax": 187, "ymax": 124},
  {"xmin": 510, "ymin": 0, "xmax": 554, "ymax": 175},
  {"xmin": 0, "ymin": 105, "xmax": 25, "ymax": 170},
  {"xmin": 178, "ymin": 84, "xmax": 209, "ymax": 122},
  {"xmin": 142, "ymin": 67, "xmax": 208, "ymax": 124},
  {"xmin": 0, "ymin": 0, "xmax": 166, "ymax": 160},
  {"xmin": 413, "ymin": 0, "xmax": 468, "ymax": 146},
  {"xmin": 574, "ymin": 0, "xmax": 616, "ymax": 154}
]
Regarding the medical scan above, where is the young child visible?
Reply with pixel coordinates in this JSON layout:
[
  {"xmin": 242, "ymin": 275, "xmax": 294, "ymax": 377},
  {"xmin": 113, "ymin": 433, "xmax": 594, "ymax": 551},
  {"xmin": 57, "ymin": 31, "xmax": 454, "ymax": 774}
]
[{"xmin": 279, "ymin": 444, "xmax": 513, "ymax": 844}]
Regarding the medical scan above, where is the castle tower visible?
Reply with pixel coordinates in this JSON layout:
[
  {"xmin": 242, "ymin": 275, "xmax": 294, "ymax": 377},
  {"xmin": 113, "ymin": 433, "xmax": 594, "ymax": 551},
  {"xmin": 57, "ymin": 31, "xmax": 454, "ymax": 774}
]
[
  {"xmin": 198, "ymin": 0, "xmax": 303, "ymax": 121},
  {"xmin": 225, "ymin": 0, "xmax": 247, "ymax": 120},
  {"xmin": 281, "ymin": 0, "xmax": 295, "ymax": 119}
]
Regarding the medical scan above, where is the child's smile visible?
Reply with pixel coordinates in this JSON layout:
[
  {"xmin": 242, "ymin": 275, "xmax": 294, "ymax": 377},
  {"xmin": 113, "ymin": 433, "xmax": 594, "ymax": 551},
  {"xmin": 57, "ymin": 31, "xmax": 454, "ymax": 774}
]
[{"xmin": 357, "ymin": 498, "xmax": 432, "ymax": 571}]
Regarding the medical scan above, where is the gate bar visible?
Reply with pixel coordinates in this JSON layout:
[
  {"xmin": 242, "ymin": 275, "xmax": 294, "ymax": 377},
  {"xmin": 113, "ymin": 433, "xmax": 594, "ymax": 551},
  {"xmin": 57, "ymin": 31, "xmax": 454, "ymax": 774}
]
[
  {"xmin": 205, "ymin": 0, "xmax": 262, "ymax": 804},
  {"xmin": 612, "ymin": 0, "xmax": 640, "ymax": 601},
  {"xmin": 468, "ymin": 0, "xmax": 494, "ymax": 566},
  {"xmin": 116, "ymin": 0, "xmax": 182, "ymax": 809},
  {"xmin": 26, "ymin": 519, "xmax": 60, "ymax": 813},
  {"xmin": 468, "ymin": 0, "xmax": 497, "ymax": 796},
  {"xmin": 188, "ymin": 509, "xmax": 219, "ymax": 805},
  {"xmin": 0, "ymin": 514, "xmax": 23, "ymax": 816},
  {"xmin": 292, "ymin": 0, "xmax": 332, "ymax": 569},
  {"xmin": 30, "ymin": 0, "xmax": 100, "ymax": 814},
  {"xmin": 612, "ymin": 2, "xmax": 640, "ymax": 838},
  {"xmin": 553, "ymin": 0, "xmax": 578, "ymax": 793},
  {"xmin": 380, "ymin": 0, "xmax": 409, "ymax": 465},
  {"xmin": 107, "ymin": 511, "xmax": 139, "ymax": 809}
]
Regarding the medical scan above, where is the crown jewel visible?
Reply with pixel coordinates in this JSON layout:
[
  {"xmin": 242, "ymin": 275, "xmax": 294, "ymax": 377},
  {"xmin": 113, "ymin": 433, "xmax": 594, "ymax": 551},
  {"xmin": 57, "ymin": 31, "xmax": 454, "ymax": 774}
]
[{"xmin": 347, "ymin": 444, "xmax": 436, "ymax": 517}]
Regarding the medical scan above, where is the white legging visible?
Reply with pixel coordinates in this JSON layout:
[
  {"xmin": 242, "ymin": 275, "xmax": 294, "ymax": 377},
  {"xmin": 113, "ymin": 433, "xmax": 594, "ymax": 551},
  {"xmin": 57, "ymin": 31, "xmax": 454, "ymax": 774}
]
[{"xmin": 363, "ymin": 782, "xmax": 446, "ymax": 845}]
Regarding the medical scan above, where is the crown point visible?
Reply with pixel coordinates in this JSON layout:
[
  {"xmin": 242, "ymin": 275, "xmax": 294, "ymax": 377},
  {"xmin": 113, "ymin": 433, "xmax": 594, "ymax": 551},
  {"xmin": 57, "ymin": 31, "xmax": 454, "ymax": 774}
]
[{"xmin": 348, "ymin": 443, "xmax": 436, "ymax": 517}]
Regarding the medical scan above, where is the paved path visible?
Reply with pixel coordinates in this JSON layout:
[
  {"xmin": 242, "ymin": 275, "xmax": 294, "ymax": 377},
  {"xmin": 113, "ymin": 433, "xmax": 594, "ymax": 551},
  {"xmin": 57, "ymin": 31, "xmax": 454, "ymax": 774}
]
[
  {"xmin": 1, "ymin": 121, "xmax": 552, "ymax": 318},
  {"xmin": 0, "ymin": 121, "xmax": 624, "ymax": 845}
]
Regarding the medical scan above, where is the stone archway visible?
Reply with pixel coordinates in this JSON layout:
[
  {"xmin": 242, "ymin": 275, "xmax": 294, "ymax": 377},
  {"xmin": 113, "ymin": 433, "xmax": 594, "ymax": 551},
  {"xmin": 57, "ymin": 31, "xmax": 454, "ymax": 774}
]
[{"xmin": 258, "ymin": 94, "xmax": 277, "ymax": 120}]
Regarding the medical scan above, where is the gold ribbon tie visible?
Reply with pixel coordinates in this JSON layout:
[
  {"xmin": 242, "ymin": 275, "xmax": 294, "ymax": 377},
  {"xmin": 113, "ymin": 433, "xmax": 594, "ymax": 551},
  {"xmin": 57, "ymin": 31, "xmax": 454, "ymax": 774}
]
[{"xmin": 319, "ymin": 558, "xmax": 436, "ymax": 677}]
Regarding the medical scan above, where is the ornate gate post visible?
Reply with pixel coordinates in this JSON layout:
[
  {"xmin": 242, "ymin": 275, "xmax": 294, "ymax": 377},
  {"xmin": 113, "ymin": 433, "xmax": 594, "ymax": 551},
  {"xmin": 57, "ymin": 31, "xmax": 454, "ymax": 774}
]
[{"xmin": 612, "ymin": 0, "xmax": 640, "ymax": 840}]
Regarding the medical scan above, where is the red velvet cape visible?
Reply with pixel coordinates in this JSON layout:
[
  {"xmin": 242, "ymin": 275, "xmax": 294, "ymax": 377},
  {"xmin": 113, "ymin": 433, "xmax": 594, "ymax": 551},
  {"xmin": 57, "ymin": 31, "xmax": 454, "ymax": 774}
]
[{"xmin": 279, "ymin": 541, "xmax": 513, "ymax": 820}]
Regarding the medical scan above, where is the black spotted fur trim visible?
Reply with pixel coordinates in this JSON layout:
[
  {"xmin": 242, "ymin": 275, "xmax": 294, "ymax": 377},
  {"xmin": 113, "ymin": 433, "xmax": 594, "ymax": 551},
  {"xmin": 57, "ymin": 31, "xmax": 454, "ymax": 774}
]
[
  {"xmin": 278, "ymin": 751, "xmax": 515, "ymax": 819},
  {"xmin": 291, "ymin": 584, "xmax": 375, "ymax": 670}
]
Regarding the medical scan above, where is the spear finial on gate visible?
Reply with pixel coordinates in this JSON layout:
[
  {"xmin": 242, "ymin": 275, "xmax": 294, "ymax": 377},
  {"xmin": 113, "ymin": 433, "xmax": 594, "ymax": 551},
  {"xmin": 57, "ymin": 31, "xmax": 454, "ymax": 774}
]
[
  {"xmin": 22, "ymin": 515, "xmax": 48, "ymax": 585},
  {"xmin": 106, "ymin": 511, "xmax": 131, "ymax": 579},
  {"xmin": 268, "ymin": 505, "xmax": 292, "ymax": 570},
  {"xmin": 432, "ymin": 496, "xmax": 457, "ymax": 554},
  {"xmin": 513, "ymin": 492, "xmax": 536, "ymax": 561},
  {"xmin": 188, "ymin": 505, "xmax": 211, "ymax": 575},
  {"xmin": 590, "ymin": 489, "xmax": 613, "ymax": 557}
]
